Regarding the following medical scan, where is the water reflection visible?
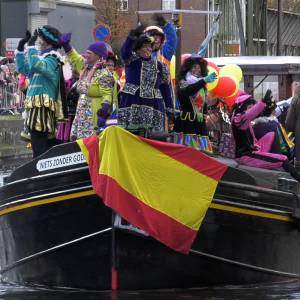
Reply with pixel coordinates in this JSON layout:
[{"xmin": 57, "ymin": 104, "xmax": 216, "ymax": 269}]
[{"xmin": 1, "ymin": 280, "xmax": 300, "ymax": 300}]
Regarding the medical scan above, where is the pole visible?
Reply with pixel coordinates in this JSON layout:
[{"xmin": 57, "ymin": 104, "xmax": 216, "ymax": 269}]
[
  {"xmin": 277, "ymin": 0, "xmax": 282, "ymax": 56},
  {"xmin": 246, "ymin": 0, "xmax": 254, "ymax": 55},
  {"xmin": 0, "ymin": 0, "xmax": 2, "ymax": 56},
  {"xmin": 111, "ymin": 212, "xmax": 118, "ymax": 290},
  {"xmin": 234, "ymin": 0, "xmax": 246, "ymax": 55},
  {"xmin": 175, "ymin": 0, "xmax": 182, "ymax": 82},
  {"xmin": 137, "ymin": 0, "xmax": 140, "ymax": 25},
  {"xmin": 137, "ymin": 9, "xmax": 220, "ymax": 15}
]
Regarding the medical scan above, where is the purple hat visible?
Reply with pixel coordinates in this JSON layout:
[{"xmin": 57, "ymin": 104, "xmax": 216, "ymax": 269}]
[
  {"xmin": 235, "ymin": 91, "xmax": 252, "ymax": 105},
  {"xmin": 87, "ymin": 42, "xmax": 108, "ymax": 59}
]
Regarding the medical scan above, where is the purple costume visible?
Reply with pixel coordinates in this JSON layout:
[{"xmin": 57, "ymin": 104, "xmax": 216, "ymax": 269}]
[
  {"xmin": 232, "ymin": 100, "xmax": 287, "ymax": 169},
  {"xmin": 118, "ymin": 36, "xmax": 173, "ymax": 132}
]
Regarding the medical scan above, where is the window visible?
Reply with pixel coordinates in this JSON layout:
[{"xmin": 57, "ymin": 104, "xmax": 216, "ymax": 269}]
[
  {"xmin": 118, "ymin": 0, "xmax": 128, "ymax": 11},
  {"xmin": 162, "ymin": 0, "xmax": 176, "ymax": 10}
]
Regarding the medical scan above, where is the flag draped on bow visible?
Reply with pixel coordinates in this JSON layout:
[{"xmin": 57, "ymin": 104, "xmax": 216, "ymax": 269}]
[{"xmin": 77, "ymin": 126, "xmax": 228, "ymax": 254}]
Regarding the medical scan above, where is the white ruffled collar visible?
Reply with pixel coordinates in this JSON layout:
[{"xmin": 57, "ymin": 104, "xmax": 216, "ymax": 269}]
[{"xmin": 39, "ymin": 49, "xmax": 63, "ymax": 61}]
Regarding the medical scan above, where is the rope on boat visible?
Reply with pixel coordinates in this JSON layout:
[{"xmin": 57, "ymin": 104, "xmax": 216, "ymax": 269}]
[
  {"xmin": 190, "ymin": 249, "xmax": 300, "ymax": 278},
  {"xmin": 0, "ymin": 227, "xmax": 112, "ymax": 275}
]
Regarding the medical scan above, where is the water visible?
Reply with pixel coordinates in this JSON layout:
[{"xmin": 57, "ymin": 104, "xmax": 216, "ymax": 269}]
[{"xmin": 1, "ymin": 281, "xmax": 300, "ymax": 299}]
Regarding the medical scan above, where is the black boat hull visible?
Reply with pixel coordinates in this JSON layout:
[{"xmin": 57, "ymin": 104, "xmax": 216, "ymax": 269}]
[{"xmin": 0, "ymin": 142, "xmax": 299, "ymax": 290}]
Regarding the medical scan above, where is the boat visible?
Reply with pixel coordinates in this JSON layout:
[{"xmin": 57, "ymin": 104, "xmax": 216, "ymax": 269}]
[{"xmin": 0, "ymin": 130, "xmax": 300, "ymax": 291}]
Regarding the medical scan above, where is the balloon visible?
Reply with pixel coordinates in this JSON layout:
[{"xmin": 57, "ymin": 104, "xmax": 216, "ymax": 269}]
[
  {"xmin": 225, "ymin": 89, "xmax": 243, "ymax": 108},
  {"xmin": 213, "ymin": 75, "xmax": 238, "ymax": 98},
  {"xmin": 206, "ymin": 65, "xmax": 219, "ymax": 92},
  {"xmin": 225, "ymin": 96, "xmax": 237, "ymax": 109},
  {"xmin": 219, "ymin": 64, "xmax": 243, "ymax": 82},
  {"xmin": 181, "ymin": 53, "xmax": 191, "ymax": 64},
  {"xmin": 228, "ymin": 84, "xmax": 239, "ymax": 98},
  {"xmin": 207, "ymin": 61, "xmax": 220, "ymax": 74},
  {"xmin": 225, "ymin": 93, "xmax": 239, "ymax": 108}
]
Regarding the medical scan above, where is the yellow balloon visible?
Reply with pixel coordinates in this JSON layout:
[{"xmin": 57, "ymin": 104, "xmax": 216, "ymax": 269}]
[
  {"xmin": 206, "ymin": 65, "xmax": 219, "ymax": 92},
  {"xmin": 219, "ymin": 64, "xmax": 243, "ymax": 82}
]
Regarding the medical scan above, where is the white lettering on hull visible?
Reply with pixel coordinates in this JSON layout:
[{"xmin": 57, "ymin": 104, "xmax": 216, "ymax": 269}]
[{"xmin": 36, "ymin": 152, "xmax": 86, "ymax": 172}]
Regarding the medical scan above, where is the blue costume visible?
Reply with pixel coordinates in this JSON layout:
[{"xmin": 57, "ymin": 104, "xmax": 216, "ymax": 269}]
[
  {"xmin": 118, "ymin": 36, "xmax": 174, "ymax": 132},
  {"xmin": 150, "ymin": 22, "xmax": 177, "ymax": 66}
]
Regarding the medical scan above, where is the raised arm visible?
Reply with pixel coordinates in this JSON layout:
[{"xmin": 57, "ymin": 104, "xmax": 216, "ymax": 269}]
[
  {"xmin": 26, "ymin": 47, "xmax": 59, "ymax": 81},
  {"xmin": 15, "ymin": 30, "xmax": 31, "ymax": 76},
  {"xmin": 121, "ymin": 24, "xmax": 145, "ymax": 62},
  {"xmin": 178, "ymin": 79, "xmax": 207, "ymax": 97},
  {"xmin": 161, "ymin": 22, "xmax": 177, "ymax": 63},
  {"xmin": 66, "ymin": 48, "xmax": 85, "ymax": 74},
  {"xmin": 15, "ymin": 51, "xmax": 30, "ymax": 76},
  {"xmin": 121, "ymin": 36, "xmax": 136, "ymax": 62}
]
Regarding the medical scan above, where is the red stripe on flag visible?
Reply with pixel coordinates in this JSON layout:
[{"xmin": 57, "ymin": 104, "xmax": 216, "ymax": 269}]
[
  {"xmin": 139, "ymin": 137, "xmax": 228, "ymax": 181},
  {"xmin": 97, "ymin": 174, "xmax": 197, "ymax": 254},
  {"xmin": 82, "ymin": 134, "xmax": 200, "ymax": 253}
]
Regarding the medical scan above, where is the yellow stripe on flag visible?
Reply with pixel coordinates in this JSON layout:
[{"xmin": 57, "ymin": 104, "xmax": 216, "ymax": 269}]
[
  {"xmin": 77, "ymin": 139, "xmax": 90, "ymax": 163},
  {"xmin": 99, "ymin": 126, "xmax": 218, "ymax": 231}
]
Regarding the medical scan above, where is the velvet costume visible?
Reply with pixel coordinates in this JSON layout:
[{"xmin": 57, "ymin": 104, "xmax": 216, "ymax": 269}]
[
  {"xmin": 174, "ymin": 77, "xmax": 207, "ymax": 135},
  {"xmin": 253, "ymin": 116, "xmax": 282, "ymax": 154},
  {"xmin": 15, "ymin": 47, "xmax": 64, "ymax": 134},
  {"xmin": 118, "ymin": 36, "xmax": 173, "ymax": 132}
]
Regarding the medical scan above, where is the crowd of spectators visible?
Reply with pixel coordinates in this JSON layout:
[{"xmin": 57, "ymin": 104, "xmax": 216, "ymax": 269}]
[{"xmin": 0, "ymin": 56, "xmax": 23, "ymax": 113}]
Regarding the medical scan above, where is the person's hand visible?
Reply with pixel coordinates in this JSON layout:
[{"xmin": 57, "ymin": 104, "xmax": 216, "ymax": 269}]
[
  {"xmin": 97, "ymin": 116, "xmax": 106, "ymax": 128},
  {"xmin": 262, "ymin": 89, "xmax": 273, "ymax": 104},
  {"xmin": 153, "ymin": 14, "xmax": 167, "ymax": 27},
  {"xmin": 59, "ymin": 32, "xmax": 72, "ymax": 53},
  {"xmin": 17, "ymin": 30, "xmax": 31, "ymax": 51},
  {"xmin": 97, "ymin": 102, "xmax": 111, "ymax": 119},
  {"xmin": 204, "ymin": 72, "xmax": 217, "ymax": 83},
  {"xmin": 167, "ymin": 112, "xmax": 175, "ymax": 132},
  {"xmin": 129, "ymin": 24, "xmax": 146, "ymax": 39},
  {"xmin": 94, "ymin": 58, "xmax": 105, "ymax": 69},
  {"xmin": 28, "ymin": 29, "xmax": 38, "ymax": 46}
]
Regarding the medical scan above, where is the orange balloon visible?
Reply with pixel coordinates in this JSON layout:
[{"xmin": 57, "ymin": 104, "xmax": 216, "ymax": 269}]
[
  {"xmin": 228, "ymin": 85, "xmax": 239, "ymax": 98},
  {"xmin": 226, "ymin": 97, "xmax": 236, "ymax": 109},
  {"xmin": 225, "ymin": 94, "xmax": 238, "ymax": 108},
  {"xmin": 225, "ymin": 89, "xmax": 242, "ymax": 108},
  {"xmin": 213, "ymin": 76, "xmax": 237, "ymax": 98}
]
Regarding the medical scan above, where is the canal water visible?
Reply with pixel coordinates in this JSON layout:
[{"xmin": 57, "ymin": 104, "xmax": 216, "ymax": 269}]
[{"xmin": 0, "ymin": 280, "xmax": 300, "ymax": 299}]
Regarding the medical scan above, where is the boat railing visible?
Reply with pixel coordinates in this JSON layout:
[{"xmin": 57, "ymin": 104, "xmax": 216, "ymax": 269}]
[{"xmin": 219, "ymin": 180, "xmax": 297, "ymax": 199}]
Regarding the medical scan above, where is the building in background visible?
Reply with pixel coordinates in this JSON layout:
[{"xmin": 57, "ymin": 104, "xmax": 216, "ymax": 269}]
[
  {"xmin": 48, "ymin": 0, "xmax": 95, "ymax": 52},
  {"xmin": 0, "ymin": 0, "xmax": 96, "ymax": 56},
  {"xmin": 267, "ymin": 8, "xmax": 300, "ymax": 56},
  {"xmin": 208, "ymin": 0, "xmax": 300, "ymax": 57},
  {"xmin": 94, "ymin": 0, "xmax": 209, "ymax": 55}
]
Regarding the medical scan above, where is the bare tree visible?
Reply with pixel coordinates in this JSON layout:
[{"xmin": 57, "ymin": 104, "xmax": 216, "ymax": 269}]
[{"xmin": 93, "ymin": 0, "xmax": 131, "ymax": 50}]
